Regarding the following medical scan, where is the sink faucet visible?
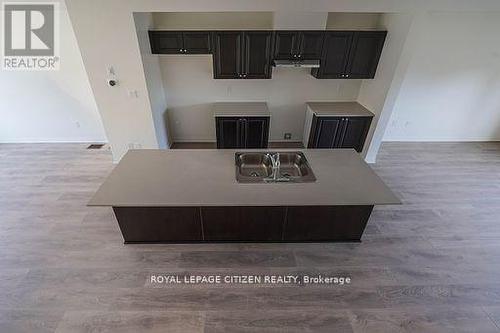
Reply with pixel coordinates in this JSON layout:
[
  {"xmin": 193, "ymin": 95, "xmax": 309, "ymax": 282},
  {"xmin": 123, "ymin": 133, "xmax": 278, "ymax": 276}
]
[{"xmin": 270, "ymin": 152, "xmax": 280, "ymax": 181}]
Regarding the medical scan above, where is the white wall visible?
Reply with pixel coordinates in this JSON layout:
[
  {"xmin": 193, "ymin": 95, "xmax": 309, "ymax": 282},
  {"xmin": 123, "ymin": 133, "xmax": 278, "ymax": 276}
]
[
  {"xmin": 66, "ymin": 1, "xmax": 160, "ymax": 162},
  {"xmin": 384, "ymin": 12, "xmax": 500, "ymax": 142},
  {"xmin": 0, "ymin": 3, "xmax": 106, "ymax": 143},
  {"xmin": 153, "ymin": 12, "xmax": 273, "ymax": 30},
  {"xmin": 134, "ymin": 13, "xmax": 170, "ymax": 149},
  {"xmin": 326, "ymin": 13, "xmax": 381, "ymax": 29},
  {"xmin": 161, "ymin": 57, "xmax": 361, "ymax": 142},
  {"xmin": 357, "ymin": 12, "xmax": 414, "ymax": 162}
]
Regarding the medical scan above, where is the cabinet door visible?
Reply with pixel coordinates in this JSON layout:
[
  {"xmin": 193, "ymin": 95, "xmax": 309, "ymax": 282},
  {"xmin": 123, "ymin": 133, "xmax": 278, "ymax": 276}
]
[
  {"xmin": 242, "ymin": 31, "xmax": 273, "ymax": 79},
  {"xmin": 213, "ymin": 32, "xmax": 243, "ymax": 79},
  {"xmin": 311, "ymin": 32, "xmax": 353, "ymax": 79},
  {"xmin": 216, "ymin": 117, "xmax": 241, "ymax": 149},
  {"xmin": 336, "ymin": 117, "xmax": 372, "ymax": 152},
  {"xmin": 346, "ymin": 31, "xmax": 386, "ymax": 79},
  {"xmin": 149, "ymin": 31, "xmax": 184, "ymax": 54},
  {"xmin": 297, "ymin": 31, "xmax": 324, "ymax": 59},
  {"xmin": 244, "ymin": 117, "xmax": 269, "ymax": 148},
  {"xmin": 309, "ymin": 116, "xmax": 343, "ymax": 148},
  {"xmin": 273, "ymin": 31, "xmax": 298, "ymax": 60},
  {"xmin": 182, "ymin": 32, "xmax": 211, "ymax": 54}
]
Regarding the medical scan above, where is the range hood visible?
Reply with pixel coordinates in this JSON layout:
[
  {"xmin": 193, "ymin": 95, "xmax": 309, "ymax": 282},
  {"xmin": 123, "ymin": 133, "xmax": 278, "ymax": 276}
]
[{"xmin": 273, "ymin": 59, "xmax": 320, "ymax": 68}]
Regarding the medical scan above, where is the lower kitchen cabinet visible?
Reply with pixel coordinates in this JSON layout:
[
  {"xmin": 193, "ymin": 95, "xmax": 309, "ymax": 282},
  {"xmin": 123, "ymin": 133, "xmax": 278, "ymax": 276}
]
[
  {"xmin": 216, "ymin": 116, "xmax": 269, "ymax": 149},
  {"xmin": 308, "ymin": 116, "xmax": 372, "ymax": 152}
]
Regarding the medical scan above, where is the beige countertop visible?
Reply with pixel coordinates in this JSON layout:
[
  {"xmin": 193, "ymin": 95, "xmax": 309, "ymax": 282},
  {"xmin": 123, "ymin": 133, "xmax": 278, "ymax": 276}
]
[
  {"xmin": 88, "ymin": 149, "xmax": 400, "ymax": 207},
  {"xmin": 307, "ymin": 102, "xmax": 374, "ymax": 117},
  {"xmin": 213, "ymin": 102, "xmax": 270, "ymax": 117}
]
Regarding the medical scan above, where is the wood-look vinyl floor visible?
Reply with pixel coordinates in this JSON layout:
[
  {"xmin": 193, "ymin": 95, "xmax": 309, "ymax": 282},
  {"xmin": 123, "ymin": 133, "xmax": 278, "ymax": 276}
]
[{"xmin": 1, "ymin": 142, "xmax": 500, "ymax": 332}]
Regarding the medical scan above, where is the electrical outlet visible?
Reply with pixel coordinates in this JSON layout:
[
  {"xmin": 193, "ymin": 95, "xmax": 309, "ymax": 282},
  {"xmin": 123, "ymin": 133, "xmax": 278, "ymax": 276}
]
[{"xmin": 284, "ymin": 133, "xmax": 292, "ymax": 140}]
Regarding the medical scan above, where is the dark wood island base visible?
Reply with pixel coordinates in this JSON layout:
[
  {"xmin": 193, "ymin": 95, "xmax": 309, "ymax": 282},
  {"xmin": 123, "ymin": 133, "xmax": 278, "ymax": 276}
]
[{"xmin": 113, "ymin": 205, "xmax": 374, "ymax": 243}]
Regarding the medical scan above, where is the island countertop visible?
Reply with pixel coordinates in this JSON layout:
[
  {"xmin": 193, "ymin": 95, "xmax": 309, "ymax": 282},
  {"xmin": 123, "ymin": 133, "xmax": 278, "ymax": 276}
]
[{"xmin": 88, "ymin": 149, "xmax": 400, "ymax": 207}]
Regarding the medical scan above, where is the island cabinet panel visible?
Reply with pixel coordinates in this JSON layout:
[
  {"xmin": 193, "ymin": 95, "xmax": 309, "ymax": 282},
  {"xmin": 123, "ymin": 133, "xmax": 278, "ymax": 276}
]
[
  {"xmin": 201, "ymin": 207, "xmax": 286, "ymax": 241},
  {"xmin": 113, "ymin": 207, "xmax": 202, "ymax": 243},
  {"xmin": 216, "ymin": 116, "xmax": 269, "ymax": 149},
  {"xmin": 284, "ymin": 206, "xmax": 374, "ymax": 241},
  {"xmin": 308, "ymin": 116, "xmax": 372, "ymax": 153},
  {"xmin": 111, "ymin": 205, "xmax": 375, "ymax": 243}
]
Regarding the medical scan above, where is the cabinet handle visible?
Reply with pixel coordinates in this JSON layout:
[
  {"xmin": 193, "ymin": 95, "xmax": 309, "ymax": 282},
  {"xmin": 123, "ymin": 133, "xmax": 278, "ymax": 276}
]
[
  {"xmin": 345, "ymin": 74, "xmax": 349, "ymax": 78},
  {"xmin": 297, "ymin": 54, "xmax": 302, "ymax": 58},
  {"xmin": 179, "ymin": 49, "xmax": 183, "ymax": 52}
]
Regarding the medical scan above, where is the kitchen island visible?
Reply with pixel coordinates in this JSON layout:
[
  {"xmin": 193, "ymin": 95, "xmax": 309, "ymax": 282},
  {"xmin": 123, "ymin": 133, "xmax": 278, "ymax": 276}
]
[{"xmin": 89, "ymin": 149, "xmax": 400, "ymax": 243}]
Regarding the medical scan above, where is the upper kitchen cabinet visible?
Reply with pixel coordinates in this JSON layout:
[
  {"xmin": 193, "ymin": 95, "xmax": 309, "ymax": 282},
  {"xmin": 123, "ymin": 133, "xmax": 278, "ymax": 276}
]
[
  {"xmin": 213, "ymin": 32, "xmax": 243, "ymax": 79},
  {"xmin": 243, "ymin": 32, "xmax": 273, "ymax": 79},
  {"xmin": 213, "ymin": 31, "xmax": 273, "ymax": 79},
  {"xmin": 149, "ymin": 31, "xmax": 211, "ymax": 54},
  {"xmin": 273, "ymin": 31, "xmax": 324, "ymax": 60},
  {"xmin": 311, "ymin": 31, "xmax": 386, "ymax": 79},
  {"xmin": 311, "ymin": 31, "xmax": 352, "ymax": 79},
  {"xmin": 345, "ymin": 31, "xmax": 387, "ymax": 79}
]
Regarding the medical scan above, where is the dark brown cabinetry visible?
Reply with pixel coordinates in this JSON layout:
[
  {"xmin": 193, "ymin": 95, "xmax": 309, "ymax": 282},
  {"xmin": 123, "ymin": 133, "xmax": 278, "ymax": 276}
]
[
  {"xmin": 216, "ymin": 117, "xmax": 269, "ymax": 149},
  {"xmin": 202, "ymin": 207, "xmax": 286, "ymax": 241},
  {"xmin": 273, "ymin": 31, "xmax": 324, "ymax": 60},
  {"xmin": 311, "ymin": 31, "xmax": 386, "ymax": 79},
  {"xmin": 308, "ymin": 116, "xmax": 372, "ymax": 152},
  {"xmin": 149, "ymin": 29, "xmax": 386, "ymax": 80},
  {"xmin": 213, "ymin": 31, "xmax": 273, "ymax": 79},
  {"xmin": 149, "ymin": 31, "xmax": 211, "ymax": 54},
  {"xmin": 113, "ymin": 204, "xmax": 374, "ymax": 243}
]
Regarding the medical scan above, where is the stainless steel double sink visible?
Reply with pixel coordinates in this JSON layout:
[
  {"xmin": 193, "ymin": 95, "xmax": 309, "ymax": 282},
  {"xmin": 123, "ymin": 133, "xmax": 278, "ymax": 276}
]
[{"xmin": 235, "ymin": 152, "xmax": 316, "ymax": 183}]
